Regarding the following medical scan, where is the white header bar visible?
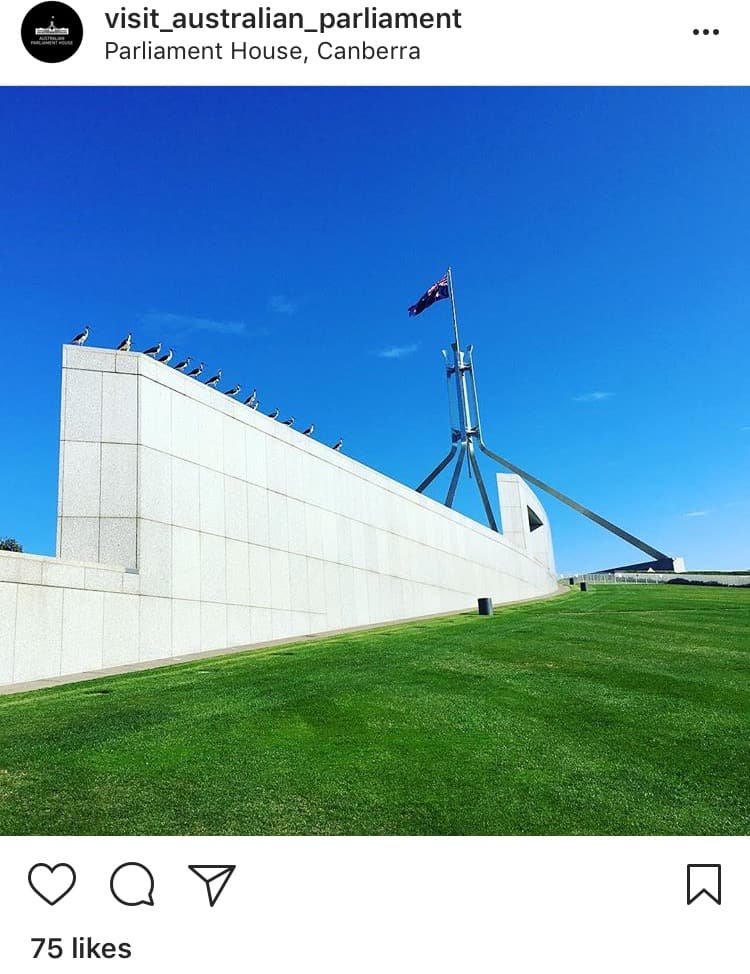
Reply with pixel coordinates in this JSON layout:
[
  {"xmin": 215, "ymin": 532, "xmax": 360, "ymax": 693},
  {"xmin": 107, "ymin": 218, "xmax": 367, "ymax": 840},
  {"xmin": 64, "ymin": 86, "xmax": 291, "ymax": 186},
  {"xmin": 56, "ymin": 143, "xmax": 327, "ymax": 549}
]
[{"xmin": 2, "ymin": 0, "xmax": 750, "ymax": 85}]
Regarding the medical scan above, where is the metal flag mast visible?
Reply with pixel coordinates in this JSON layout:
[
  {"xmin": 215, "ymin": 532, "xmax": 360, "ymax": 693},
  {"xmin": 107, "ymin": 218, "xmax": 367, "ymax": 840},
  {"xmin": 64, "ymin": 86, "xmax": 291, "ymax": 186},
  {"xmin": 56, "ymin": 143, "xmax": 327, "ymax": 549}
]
[{"xmin": 415, "ymin": 268, "xmax": 670, "ymax": 563}]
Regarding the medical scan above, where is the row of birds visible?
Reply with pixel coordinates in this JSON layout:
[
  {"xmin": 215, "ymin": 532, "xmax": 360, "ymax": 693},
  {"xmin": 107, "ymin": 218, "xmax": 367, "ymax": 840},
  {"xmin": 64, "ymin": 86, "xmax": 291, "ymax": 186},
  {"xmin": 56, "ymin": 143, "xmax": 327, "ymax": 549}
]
[{"xmin": 71, "ymin": 326, "xmax": 343, "ymax": 451}]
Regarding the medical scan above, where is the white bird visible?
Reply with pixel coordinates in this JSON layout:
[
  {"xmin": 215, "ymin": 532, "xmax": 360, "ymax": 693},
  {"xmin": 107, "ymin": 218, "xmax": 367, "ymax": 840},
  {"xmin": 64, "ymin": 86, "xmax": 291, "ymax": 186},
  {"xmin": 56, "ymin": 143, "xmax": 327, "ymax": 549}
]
[
  {"xmin": 71, "ymin": 326, "xmax": 90, "ymax": 345},
  {"xmin": 267, "ymin": 408, "xmax": 279, "ymax": 419},
  {"xmin": 243, "ymin": 389, "xmax": 257, "ymax": 406},
  {"xmin": 143, "ymin": 342, "xmax": 161, "ymax": 357},
  {"xmin": 188, "ymin": 361, "xmax": 204, "ymax": 378},
  {"xmin": 116, "ymin": 333, "xmax": 132, "ymax": 352},
  {"xmin": 282, "ymin": 416, "xmax": 295, "ymax": 427},
  {"xmin": 332, "ymin": 438, "xmax": 343, "ymax": 451},
  {"xmin": 174, "ymin": 356, "xmax": 191, "ymax": 371},
  {"xmin": 224, "ymin": 384, "xmax": 241, "ymax": 397},
  {"xmin": 158, "ymin": 348, "xmax": 174, "ymax": 364},
  {"xmin": 302, "ymin": 424, "xmax": 314, "ymax": 436},
  {"xmin": 205, "ymin": 369, "xmax": 222, "ymax": 387}
]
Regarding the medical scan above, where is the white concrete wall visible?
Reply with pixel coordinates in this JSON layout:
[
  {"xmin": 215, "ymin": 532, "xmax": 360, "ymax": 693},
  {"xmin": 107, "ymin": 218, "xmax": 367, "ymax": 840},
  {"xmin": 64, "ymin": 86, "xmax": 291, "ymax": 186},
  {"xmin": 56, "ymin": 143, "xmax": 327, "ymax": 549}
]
[
  {"xmin": 0, "ymin": 346, "xmax": 558, "ymax": 686},
  {"xmin": 496, "ymin": 474, "xmax": 556, "ymax": 576}
]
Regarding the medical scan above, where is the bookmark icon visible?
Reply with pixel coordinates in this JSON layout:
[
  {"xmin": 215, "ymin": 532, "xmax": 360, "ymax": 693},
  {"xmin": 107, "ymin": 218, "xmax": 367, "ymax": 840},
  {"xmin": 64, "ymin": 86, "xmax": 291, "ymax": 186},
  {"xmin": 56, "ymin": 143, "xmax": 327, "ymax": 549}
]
[
  {"xmin": 188, "ymin": 865, "xmax": 236, "ymax": 907},
  {"xmin": 687, "ymin": 864, "xmax": 721, "ymax": 905}
]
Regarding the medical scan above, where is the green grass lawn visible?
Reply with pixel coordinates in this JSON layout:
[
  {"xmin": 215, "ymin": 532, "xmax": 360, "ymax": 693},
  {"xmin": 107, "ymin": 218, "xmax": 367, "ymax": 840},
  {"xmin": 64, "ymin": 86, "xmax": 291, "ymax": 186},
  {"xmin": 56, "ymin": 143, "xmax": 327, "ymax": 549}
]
[{"xmin": 0, "ymin": 584, "xmax": 748, "ymax": 835}]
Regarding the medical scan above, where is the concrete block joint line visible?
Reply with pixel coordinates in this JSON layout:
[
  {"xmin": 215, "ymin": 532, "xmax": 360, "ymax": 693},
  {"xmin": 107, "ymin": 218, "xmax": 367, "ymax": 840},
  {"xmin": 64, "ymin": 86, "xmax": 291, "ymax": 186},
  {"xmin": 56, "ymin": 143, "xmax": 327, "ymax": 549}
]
[{"xmin": 0, "ymin": 345, "xmax": 558, "ymax": 689}]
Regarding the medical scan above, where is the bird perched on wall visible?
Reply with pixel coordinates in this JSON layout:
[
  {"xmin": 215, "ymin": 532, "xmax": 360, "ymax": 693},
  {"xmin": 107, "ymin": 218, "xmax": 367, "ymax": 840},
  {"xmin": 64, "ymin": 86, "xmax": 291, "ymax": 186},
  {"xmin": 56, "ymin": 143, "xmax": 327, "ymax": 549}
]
[
  {"xmin": 205, "ymin": 369, "xmax": 222, "ymax": 387},
  {"xmin": 332, "ymin": 438, "xmax": 343, "ymax": 451},
  {"xmin": 250, "ymin": 400, "xmax": 260, "ymax": 410},
  {"xmin": 243, "ymin": 389, "xmax": 257, "ymax": 406},
  {"xmin": 267, "ymin": 408, "xmax": 279, "ymax": 419},
  {"xmin": 224, "ymin": 384, "xmax": 241, "ymax": 397},
  {"xmin": 116, "ymin": 333, "xmax": 132, "ymax": 352},
  {"xmin": 143, "ymin": 342, "xmax": 161, "ymax": 357},
  {"xmin": 282, "ymin": 416, "xmax": 295, "ymax": 427},
  {"xmin": 71, "ymin": 326, "xmax": 90, "ymax": 345},
  {"xmin": 158, "ymin": 348, "xmax": 174, "ymax": 364},
  {"xmin": 187, "ymin": 361, "xmax": 204, "ymax": 378},
  {"xmin": 174, "ymin": 355, "xmax": 191, "ymax": 371},
  {"xmin": 302, "ymin": 424, "xmax": 314, "ymax": 436}
]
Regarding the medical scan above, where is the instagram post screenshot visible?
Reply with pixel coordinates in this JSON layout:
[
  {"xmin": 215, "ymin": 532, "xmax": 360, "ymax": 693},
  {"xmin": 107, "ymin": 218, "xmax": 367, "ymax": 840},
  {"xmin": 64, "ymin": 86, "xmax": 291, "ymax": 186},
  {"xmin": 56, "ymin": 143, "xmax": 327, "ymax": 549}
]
[{"xmin": 0, "ymin": 1, "xmax": 748, "ymax": 970}]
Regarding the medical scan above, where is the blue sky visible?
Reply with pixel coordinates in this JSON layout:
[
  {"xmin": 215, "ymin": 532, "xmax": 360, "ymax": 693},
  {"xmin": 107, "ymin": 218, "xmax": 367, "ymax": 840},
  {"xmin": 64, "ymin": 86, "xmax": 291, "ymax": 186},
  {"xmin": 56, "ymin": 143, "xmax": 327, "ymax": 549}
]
[{"xmin": 0, "ymin": 87, "xmax": 748, "ymax": 572}]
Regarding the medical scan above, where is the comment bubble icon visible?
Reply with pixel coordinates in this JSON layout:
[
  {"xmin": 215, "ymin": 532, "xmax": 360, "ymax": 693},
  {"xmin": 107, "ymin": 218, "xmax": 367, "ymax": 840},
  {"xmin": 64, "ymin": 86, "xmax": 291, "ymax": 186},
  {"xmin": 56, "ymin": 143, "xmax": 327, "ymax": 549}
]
[{"xmin": 110, "ymin": 862, "xmax": 155, "ymax": 906}]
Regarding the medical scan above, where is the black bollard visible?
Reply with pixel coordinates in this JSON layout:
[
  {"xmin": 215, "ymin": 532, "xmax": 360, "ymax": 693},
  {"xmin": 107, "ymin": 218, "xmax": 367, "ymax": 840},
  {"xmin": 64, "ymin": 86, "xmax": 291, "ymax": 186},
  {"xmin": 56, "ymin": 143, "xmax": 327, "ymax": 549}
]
[
  {"xmin": 580, "ymin": 581, "xmax": 588, "ymax": 592},
  {"xmin": 477, "ymin": 597, "xmax": 493, "ymax": 616}
]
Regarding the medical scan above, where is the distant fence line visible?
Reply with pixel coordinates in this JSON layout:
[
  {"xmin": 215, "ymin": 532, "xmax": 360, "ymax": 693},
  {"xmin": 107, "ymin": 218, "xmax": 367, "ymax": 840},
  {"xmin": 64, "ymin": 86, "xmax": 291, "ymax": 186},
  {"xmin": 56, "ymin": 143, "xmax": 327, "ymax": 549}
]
[{"xmin": 560, "ymin": 572, "xmax": 750, "ymax": 588}]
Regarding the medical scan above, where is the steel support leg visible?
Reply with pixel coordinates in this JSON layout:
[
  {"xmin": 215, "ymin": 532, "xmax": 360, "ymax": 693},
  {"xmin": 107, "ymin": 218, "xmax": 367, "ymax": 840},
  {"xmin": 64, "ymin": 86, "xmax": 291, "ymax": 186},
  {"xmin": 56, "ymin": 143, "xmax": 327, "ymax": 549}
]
[
  {"xmin": 467, "ymin": 440, "xmax": 499, "ymax": 532},
  {"xmin": 478, "ymin": 440, "xmax": 667, "ymax": 560},
  {"xmin": 416, "ymin": 444, "xmax": 458, "ymax": 494},
  {"xmin": 445, "ymin": 441, "xmax": 467, "ymax": 508}
]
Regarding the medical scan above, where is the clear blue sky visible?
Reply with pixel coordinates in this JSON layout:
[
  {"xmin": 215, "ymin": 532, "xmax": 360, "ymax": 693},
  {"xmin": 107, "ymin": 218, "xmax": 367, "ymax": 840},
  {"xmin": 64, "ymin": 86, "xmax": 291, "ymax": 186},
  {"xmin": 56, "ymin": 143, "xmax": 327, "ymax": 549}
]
[{"xmin": 1, "ymin": 87, "xmax": 748, "ymax": 572}]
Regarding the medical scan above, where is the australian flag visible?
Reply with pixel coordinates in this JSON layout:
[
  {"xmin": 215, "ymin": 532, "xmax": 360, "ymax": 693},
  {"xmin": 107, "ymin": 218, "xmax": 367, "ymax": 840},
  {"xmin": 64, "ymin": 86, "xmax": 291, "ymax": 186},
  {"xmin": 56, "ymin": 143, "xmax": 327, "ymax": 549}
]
[{"xmin": 408, "ymin": 273, "xmax": 450, "ymax": 317}]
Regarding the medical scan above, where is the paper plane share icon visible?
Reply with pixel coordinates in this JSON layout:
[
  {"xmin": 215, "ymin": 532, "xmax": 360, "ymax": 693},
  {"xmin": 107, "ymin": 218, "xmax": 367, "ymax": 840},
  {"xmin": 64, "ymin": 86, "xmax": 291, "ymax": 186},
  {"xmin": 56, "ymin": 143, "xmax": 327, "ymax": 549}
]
[{"xmin": 188, "ymin": 865, "xmax": 236, "ymax": 907}]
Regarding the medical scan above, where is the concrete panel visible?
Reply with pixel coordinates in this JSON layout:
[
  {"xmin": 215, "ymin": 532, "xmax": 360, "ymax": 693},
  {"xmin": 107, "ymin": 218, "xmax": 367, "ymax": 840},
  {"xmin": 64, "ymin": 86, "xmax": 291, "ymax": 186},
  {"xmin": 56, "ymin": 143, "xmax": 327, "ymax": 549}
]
[
  {"xmin": 102, "ymin": 372, "xmax": 138, "ymax": 443},
  {"xmin": 63, "ymin": 368, "xmax": 102, "ymax": 442},
  {"xmin": 200, "ymin": 601, "xmax": 227, "ymax": 653},
  {"xmin": 265, "ymin": 436, "xmax": 287, "ymax": 495},
  {"xmin": 100, "ymin": 443, "xmax": 138, "ymax": 518},
  {"xmin": 224, "ymin": 477, "xmax": 248, "ymax": 542},
  {"xmin": 102, "ymin": 592, "xmax": 140, "ymax": 667},
  {"xmin": 250, "ymin": 606, "xmax": 272, "ymax": 642},
  {"xmin": 286, "ymin": 498, "xmax": 307, "ymax": 555},
  {"xmin": 268, "ymin": 492, "xmax": 289, "ymax": 551},
  {"xmin": 61, "ymin": 589, "xmax": 104, "ymax": 674},
  {"xmin": 139, "ymin": 376, "xmax": 172, "ymax": 454},
  {"xmin": 199, "ymin": 467, "xmax": 225, "ymax": 537},
  {"xmin": 140, "ymin": 447, "xmax": 173, "ymax": 523},
  {"xmin": 223, "ymin": 418, "xmax": 246, "ymax": 481},
  {"xmin": 200, "ymin": 534, "xmax": 227, "ymax": 603},
  {"xmin": 247, "ymin": 483, "xmax": 269, "ymax": 547},
  {"xmin": 14, "ymin": 586, "xmax": 63, "ymax": 683},
  {"xmin": 245, "ymin": 426, "xmax": 268, "ymax": 488},
  {"xmin": 227, "ymin": 604, "xmax": 252, "ymax": 647},
  {"xmin": 42, "ymin": 561, "xmax": 85, "ymax": 589},
  {"xmin": 58, "ymin": 517, "xmax": 100, "ymax": 564},
  {"xmin": 269, "ymin": 549, "xmax": 291, "ymax": 610},
  {"xmin": 171, "ymin": 599, "xmax": 202, "ymax": 656},
  {"xmin": 307, "ymin": 559, "xmax": 326, "ymax": 615},
  {"xmin": 171, "ymin": 392, "xmax": 201, "ymax": 464},
  {"xmin": 139, "ymin": 596, "xmax": 172, "ymax": 661},
  {"xmin": 99, "ymin": 518, "xmax": 137, "ymax": 569},
  {"xmin": 248, "ymin": 544, "xmax": 272, "ymax": 608},
  {"xmin": 0, "ymin": 583, "xmax": 17, "ymax": 683},
  {"xmin": 63, "ymin": 346, "xmax": 114, "ymax": 373},
  {"xmin": 198, "ymin": 405, "xmax": 224, "ymax": 472},
  {"xmin": 0, "ymin": 553, "xmax": 44, "ymax": 585},
  {"xmin": 226, "ymin": 539, "xmax": 250, "ymax": 606},
  {"xmin": 172, "ymin": 458, "xmax": 201, "ymax": 531},
  {"xmin": 84, "ymin": 567, "xmax": 125, "ymax": 593},
  {"xmin": 61, "ymin": 441, "xmax": 101, "ymax": 517},
  {"xmin": 289, "ymin": 553, "xmax": 310, "ymax": 611},
  {"xmin": 172, "ymin": 527, "xmax": 201, "ymax": 601},
  {"xmin": 137, "ymin": 520, "xmax": 172, "ymax": 598},
  {"xmin": 115, "ymin": 351, "xmax": 139, "ymax": 374},
  {"xmin": 304, "ymin": 504, "xmax": 325, "ymax": 560}
]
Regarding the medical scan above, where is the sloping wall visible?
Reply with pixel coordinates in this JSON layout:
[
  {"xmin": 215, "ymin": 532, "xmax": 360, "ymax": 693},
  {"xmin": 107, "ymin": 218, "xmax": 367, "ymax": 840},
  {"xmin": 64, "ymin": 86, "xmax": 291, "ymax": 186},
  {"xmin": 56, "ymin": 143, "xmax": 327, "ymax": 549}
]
[{"xmin": 0, "ymin": 346, "xmax": 557, "ymax": 686}]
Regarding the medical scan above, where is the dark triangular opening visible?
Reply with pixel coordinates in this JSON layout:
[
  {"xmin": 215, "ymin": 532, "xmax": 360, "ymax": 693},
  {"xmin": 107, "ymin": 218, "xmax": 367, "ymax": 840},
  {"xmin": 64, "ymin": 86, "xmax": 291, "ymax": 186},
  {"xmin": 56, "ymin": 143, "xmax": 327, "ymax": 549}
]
[{"xmin": 527, "ymin": 506, "xmax": 544, "ymax": 532}]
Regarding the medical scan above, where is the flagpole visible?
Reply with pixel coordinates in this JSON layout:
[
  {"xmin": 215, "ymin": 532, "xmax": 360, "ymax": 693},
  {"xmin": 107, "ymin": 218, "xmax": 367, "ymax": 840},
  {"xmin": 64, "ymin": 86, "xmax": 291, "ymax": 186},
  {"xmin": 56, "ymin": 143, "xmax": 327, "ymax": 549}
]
[
  {"xmin": 446, "ymin": 266, "xmax": 461, "ymax": 351},
  {"xmin": 446, "ymin": 267, "xmax": 474, "ymax": 446}
]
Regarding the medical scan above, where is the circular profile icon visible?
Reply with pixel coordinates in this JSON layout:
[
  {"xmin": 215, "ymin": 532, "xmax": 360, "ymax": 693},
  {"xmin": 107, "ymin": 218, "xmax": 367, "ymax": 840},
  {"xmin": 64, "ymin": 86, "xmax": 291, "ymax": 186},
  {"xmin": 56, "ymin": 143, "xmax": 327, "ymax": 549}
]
[{"xmin": 21, "ymin": 2, "xmax": 83, "ymax": 63}]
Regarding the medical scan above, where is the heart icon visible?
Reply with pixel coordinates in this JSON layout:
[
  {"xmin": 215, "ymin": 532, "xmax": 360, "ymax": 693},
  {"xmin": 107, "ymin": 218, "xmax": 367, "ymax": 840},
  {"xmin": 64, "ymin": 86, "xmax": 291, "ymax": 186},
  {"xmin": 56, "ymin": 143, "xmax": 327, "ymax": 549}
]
[{"xmin": 28, "ymin": 863, "xmax": 77, "ymax": 905}]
